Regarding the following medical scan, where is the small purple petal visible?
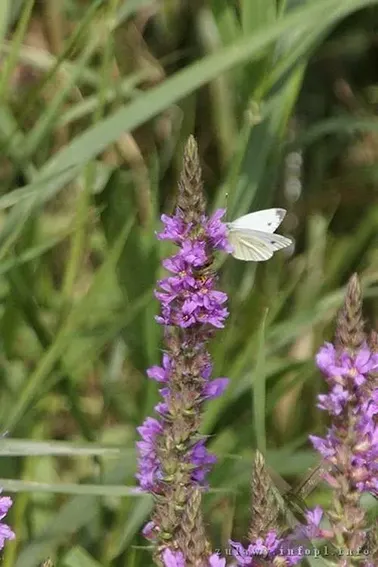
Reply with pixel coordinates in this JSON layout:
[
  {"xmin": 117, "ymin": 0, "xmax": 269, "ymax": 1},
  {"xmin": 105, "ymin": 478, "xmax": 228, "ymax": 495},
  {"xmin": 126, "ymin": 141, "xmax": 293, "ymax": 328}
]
[
  {"xmin": 142, "ymin": 521, "xmax": 157, "ymax": 540},
  {"xmin": 162, "ymin": 548, "xmax": 185, "ymax": 567},
  {"xmin": 208, "ymin": 553, "xmax": 226, "ymax": 567},
  {"xmin": 306, "ymin": 505, "xmax": 323, "ymax": 528},
  {"xmin": 203, "ymin": 378, "xmax": 229, "ymax": 400}
]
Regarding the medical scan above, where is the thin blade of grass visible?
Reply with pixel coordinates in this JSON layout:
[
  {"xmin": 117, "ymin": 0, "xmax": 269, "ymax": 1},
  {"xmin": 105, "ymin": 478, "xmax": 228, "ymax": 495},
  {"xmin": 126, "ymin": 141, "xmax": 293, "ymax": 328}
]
[
  {"xmin": 0, "ymin": 479, "xmax": 139, "ymax": 497},
  {"xmin": 253, "ymin": 309, "xmax": 268, "ymax": 454},
  {"xmin": 0, "ymin": 439, "xmax": 122, "ymax": 457},
  {"xmin": 0, "ymin": 0, "xmax": 11, "ymax": 46},
  {"xmin": 0, "ymin": 0, "xmax": 35, "ymax": 101}
]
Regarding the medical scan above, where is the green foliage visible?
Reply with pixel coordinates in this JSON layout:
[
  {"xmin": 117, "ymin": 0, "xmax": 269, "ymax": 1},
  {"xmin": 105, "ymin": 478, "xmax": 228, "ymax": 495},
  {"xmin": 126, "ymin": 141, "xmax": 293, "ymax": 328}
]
[{"xmin": 1, "ymin": 0, "xmax": 378, "ymax": 565}]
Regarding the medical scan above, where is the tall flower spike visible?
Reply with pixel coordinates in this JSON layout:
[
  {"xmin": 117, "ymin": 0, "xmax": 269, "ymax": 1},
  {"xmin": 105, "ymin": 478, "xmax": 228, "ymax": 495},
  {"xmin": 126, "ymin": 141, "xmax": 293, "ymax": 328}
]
[
  {"xmin": 310, "ymin": 273, "xmax": 378, "ymax": 563},
  {"xmin": 137, "ymin": 136, "xmax": 230, "ymax": 566}
]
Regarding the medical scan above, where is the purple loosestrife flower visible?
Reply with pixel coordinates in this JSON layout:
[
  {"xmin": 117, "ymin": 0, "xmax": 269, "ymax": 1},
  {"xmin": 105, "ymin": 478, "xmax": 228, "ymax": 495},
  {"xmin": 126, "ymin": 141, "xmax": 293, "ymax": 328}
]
[
  {"xmin": 230, "ymin": 532, "xmax": 302, "ymax": 566},
  {"xmin": 310, "ymin": 274, "xmax": 378, "ymax": 561},
  {"xmin": 136, "ymin": 137, "xmax": 230, "ymax": 566},
  {"xmin": 0, "ymin": 490, "xmax": 15, "ymax": 550}
]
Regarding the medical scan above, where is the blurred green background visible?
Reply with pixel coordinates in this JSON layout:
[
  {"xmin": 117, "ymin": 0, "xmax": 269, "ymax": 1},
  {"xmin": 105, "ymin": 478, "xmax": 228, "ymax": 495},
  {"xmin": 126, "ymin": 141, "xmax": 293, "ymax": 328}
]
[{"xmin": 1, "ymin": 0, "xmax": 378, "ymax": 565}]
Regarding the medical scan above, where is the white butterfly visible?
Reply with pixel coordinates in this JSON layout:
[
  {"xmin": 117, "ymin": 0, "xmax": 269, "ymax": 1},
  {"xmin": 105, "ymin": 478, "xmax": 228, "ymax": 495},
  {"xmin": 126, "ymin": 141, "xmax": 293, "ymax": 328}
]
[{"xmin": 226, "ymin": 208, "xmax": 292, "ymax": 262}]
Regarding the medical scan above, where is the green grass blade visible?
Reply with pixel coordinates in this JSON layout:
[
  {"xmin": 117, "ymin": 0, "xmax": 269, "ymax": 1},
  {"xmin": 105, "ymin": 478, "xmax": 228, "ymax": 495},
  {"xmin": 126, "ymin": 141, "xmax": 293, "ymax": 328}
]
[
  {"xmin": 0, "ymin": 0, "xmax": 35, "ymax": 101},
  {"xmin": 0, "ymin": 478, "xmax": 138, "ymax": 497},
  {"xmin": 0, "ymin": 439, "xmax": 121, "ymax": 457},
  {"xmin": 0, "ymin": 0, "xmax": 11, "ymax": 46},
  {"xmin": 253, "ymin": 310, "xmax": 268, "ymax": 454}
]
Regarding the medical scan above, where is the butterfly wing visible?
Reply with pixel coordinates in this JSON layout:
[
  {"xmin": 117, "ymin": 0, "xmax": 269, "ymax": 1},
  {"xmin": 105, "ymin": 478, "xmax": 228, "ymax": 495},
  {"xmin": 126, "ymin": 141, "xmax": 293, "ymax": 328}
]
[
  {"xmin": 228, "ymin": 229, "xmax": 292, "ymax": 262},
  {"xmin": 227, "ymin": 231, "xmax": 272, "ymax": 261},
  {"xmin": 228, "ymin": 208, "xmax": 286, "ymax": 233}
]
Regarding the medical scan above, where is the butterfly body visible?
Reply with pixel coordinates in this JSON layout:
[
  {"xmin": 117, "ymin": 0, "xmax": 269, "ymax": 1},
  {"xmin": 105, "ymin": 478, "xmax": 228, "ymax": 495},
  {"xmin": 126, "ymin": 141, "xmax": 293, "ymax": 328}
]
[{"xmin": 226, "ymin": 208, "xmax": 292, "ymax": 261}]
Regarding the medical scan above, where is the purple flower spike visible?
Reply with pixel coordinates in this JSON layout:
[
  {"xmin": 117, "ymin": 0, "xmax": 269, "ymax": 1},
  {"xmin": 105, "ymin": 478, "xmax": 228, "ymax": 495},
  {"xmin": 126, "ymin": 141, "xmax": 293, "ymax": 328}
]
[
  {"xmin": 313, "ymin": 340, "xmax": 378, "ymax": 496},
  {"xmin": 136, "ymin": 137, "xmax": 230, "ymax": 562},
  {"xmin": 310, "ymin": 274, "xmax": 378, "ymax": 557}
]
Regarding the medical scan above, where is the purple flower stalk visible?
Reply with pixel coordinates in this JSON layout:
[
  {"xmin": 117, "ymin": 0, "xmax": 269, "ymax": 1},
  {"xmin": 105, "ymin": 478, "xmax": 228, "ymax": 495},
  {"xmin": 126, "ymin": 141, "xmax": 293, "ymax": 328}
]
[
  {"xmin": 0, "ymin": 490, "xmax": 15, "ymax": 550},
  {"xmin": 310, "ymin": 274, "xmax": 378, "ymax": 562},
  {"xmin": 136, "ymin": 136, "xmax": 230, "ymax": 566}
]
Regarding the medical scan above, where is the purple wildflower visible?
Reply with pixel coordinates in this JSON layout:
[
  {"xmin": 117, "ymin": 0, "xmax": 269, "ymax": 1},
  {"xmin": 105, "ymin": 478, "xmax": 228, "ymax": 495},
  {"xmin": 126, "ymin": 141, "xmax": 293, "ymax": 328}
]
[
  {"xmin": 316, "ymin": 342, "xmax": 378, "ymax": 387},
  {"xmin": 189, "ymin": 440, "xmax": 217, "ymax": 484},
  {"xmin": 203, "ymin": 378, "xmax": 229, "ymax": 400},
  {"xmin": 312, "ymin": 341, "xmax": 378, "ymax": 497},
  {"xmin": 180, "ymin": 240, "xmax": 208, "ymax": 267},
  {"xmin": 309, "ymin": 274, "xmax": 378, "ymax": 556},
  {"xmin": 155, "ymin": 253, "xmax": 229, "ymax": 328},
  {"xmin": 0, "ymin": 491, "xmax": 15, "ymax": 550},
  {"xmin": 158, "ymin": 214, "xmax": 190, "ymax": 243},
  {"xmin": 230, "ymin": 531, "xmax": 302, "ymax": 566},
  {"xmin": 303, "ymin": 506, "xmax": 329, "ymax": 539},
  {"xmin": 136, "ymin": 137, "xmax": 230, "ymax": 562},
  {"xmin": 204, "ymin": 209, "xmax": 233, "ymax": 252},
  {"xmin": 317, "ymin": 383, "xmax": 349, "ymax": 414},
  {"xmin": 147, "ymin": 353, "xmax": 172, "ymax": 383}
]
